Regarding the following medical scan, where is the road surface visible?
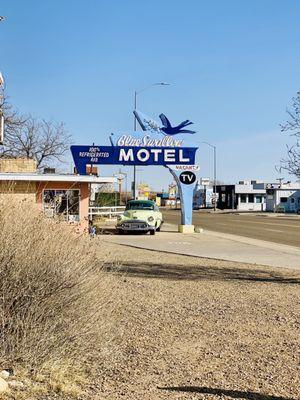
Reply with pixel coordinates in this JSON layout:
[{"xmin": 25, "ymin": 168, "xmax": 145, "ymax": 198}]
[{"xmin": 162, "ymin": 210, "xmax": 300, "ymax": 248}]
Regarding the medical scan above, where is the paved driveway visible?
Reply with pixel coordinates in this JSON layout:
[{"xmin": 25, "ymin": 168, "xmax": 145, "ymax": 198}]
[{"xmin": 101, "ymin": 223, "xmax": 300, "ymax": 270}]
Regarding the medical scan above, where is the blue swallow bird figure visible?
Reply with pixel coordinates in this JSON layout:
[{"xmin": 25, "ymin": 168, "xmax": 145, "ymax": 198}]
[{"xmin": 159, "ymin": 113, "xmax": 196, "ymax": 135}]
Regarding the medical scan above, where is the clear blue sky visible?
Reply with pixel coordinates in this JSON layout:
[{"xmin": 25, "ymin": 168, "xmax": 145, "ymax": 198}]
[{"xmin": 1, "ymin": 0, "xmax": 300, "ymax": 190}]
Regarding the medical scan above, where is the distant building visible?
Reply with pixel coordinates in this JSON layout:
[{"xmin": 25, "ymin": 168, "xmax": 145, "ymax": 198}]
[
  {"xmin": 216, "ymin": 180, "xmax": 300, "ymax": 213},
  {"xmin": 156, "ymin": 185, "xmax": 180, "ymax": 208},
  {"xmin": 266, "ymin": 182, "xmax": 300, "ymax": 213},
  {"xmin": 193, "ymin": 180, "xmax": 214, "ymax": 209},
  {"xmin": 137, "ymin": 182, "xmax": 150, "ymax": 200},
  {"xmin": 216, "ymin": 180, "xmax": 266, "ymax": 211}
]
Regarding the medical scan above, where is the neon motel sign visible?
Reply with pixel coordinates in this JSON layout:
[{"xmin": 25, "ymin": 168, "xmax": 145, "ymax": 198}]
[
  {"xmin": 71, "ymin": 110, "xmax": 199, "ymax": 226},
  {"xmin": 71, "ymin": 145, "xmax": 197, "ymax": 174},
  {"xmin": 119, "ymin": 147, "xmax": 191, "ymax": 163}
]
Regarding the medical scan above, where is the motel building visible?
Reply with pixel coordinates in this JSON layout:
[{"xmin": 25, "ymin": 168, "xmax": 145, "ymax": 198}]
[{"xmin": 0, "ymin": 158, "xmax": 116, "ymax": 231}]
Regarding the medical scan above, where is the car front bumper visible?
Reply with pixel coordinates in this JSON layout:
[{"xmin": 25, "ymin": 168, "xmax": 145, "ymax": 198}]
[{"xmin": 116, "ymin": 219, "xmax": 155, "ymax": 232}]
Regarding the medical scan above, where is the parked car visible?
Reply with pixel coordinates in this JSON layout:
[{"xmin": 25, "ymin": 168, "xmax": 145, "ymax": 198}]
[{"xmin": 116, "ymin": 200, "xmax": 163, "ymax": 235}]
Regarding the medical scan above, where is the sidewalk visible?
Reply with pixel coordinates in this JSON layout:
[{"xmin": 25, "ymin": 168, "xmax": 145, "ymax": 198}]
[{"xmin": 100, "ymin": 223, "xmax": 300, "ymax": 270}]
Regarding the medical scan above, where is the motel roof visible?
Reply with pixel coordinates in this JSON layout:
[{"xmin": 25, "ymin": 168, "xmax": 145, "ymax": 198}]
[{"xmin": 0, "ymin": 173, "xmax": 116, "ymax": 184}]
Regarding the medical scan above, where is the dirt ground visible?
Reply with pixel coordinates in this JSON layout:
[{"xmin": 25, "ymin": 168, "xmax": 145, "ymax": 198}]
[{"xmin": 93, "ymin": 241, "xmax": 300, "ymax": 400}]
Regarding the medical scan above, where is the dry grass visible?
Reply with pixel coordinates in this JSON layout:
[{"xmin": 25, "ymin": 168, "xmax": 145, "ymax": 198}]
[{"xmin": 0, "ymin": 196, "xmax": 121, "ymax": 397}]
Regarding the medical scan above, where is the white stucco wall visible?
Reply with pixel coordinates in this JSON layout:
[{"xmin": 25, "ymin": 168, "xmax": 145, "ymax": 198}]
[
  {"xmin": 266, "ymin": 188, "xmax": 300, "ymax": 212},
  {"xmin": 237, "ymin": 193, "xmax": 266, "ymax": 211}
]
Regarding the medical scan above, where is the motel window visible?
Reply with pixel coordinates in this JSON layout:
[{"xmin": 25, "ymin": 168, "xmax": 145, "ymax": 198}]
[
  {"xmin": 240, "ymin": 194, "xmax": 247, "ymax": 203},
  {"xmin": 280, "ymin": 197, "xmax": 288, "ymax": 203},
  {"xmin": 43, "ymin": 190, "xmax": 80, "ymax": 222},
  {"xmin": 248, "ymin": 194, "xmax": 254, "ymax": 203},
  {"xmin": 255, "ymin": 196, "xmax": 263, "ymax": 203}
]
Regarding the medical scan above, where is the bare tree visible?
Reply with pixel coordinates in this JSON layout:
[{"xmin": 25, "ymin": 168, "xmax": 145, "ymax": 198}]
[
  {"xmin": 0, "ymin": 95, "xmax": 27, "ymax": 137},
  {"xmin": 0, "ymin": 96, "xmax": 72, "ymax": 169},
  {"xmin": 280, "ymin": 93, "xmax": 300, "ymax": 178}
]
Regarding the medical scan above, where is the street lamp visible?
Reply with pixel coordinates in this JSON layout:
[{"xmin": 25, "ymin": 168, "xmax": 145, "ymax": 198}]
[
  {"xmin": 133, "ymin": 82, "xmax": 170, "ymax": 199},
  {"xmin": 201, "ymin": 141, "xmax": 217, "ymax": 211},
  {"xmin": 114, "ymin": 169, "xmax": 128, "ymax": 205}
]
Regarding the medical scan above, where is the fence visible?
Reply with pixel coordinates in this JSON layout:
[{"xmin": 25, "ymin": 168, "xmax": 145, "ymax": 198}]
[{"xmin": 89, "ymin": 206, "xmax": 125, "ymax": 219}]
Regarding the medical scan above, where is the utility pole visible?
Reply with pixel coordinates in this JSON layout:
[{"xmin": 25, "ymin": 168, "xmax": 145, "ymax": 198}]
[
  {"xmin": 118, "ymin": 178, "xmax": 122, "ymax": 201},
  {"xmin": 276, "ymin": 177, "xmax": 284, "ymax": 186},
  {"xmin": 213, "ymin": 145, "xmax": 217, "ymax": 210},
  {"xmin": 202, "ymin": 142, "xmax": 217, "ymax": 212}
]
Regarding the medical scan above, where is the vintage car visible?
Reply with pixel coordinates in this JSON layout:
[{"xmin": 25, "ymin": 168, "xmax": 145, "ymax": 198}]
[{"xmin": 116, "ymin": 200, "xmax": 163, "ymax": 235}]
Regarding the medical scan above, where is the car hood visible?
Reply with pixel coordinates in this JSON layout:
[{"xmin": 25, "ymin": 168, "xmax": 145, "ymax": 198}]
[{"xmin": 122, "ymin": 210, "xmax": 153, "ymax": 220}]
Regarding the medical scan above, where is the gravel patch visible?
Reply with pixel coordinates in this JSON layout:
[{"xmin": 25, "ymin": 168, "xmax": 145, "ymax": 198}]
[{"xmin": 94, "ymin": 242, "xmax": 300, "ymax": 400}]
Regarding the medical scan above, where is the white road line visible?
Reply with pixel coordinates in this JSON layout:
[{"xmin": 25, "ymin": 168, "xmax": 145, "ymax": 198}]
[
  {"xmin": 168, "ymin": 241, "xmax": 191, "ymax": 245},
  {"xmin": 213, "ymin": 219, "xmax": 300, "ymax": 228},
  {"xmin": 206, "ymin": 223, "xmax": 284, "ymax": 233},
  {"xmin": 264, "ymin": 228, "xmax": 284, "ymax": 233}
]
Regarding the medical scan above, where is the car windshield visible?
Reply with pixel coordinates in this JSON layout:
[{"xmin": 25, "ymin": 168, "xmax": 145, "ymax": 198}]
[{"xmin": 126, "ymin": 202, "xmax": 154, "ymax": 211}]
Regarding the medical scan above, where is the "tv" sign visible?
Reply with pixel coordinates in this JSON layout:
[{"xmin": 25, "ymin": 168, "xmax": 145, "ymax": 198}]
[{"xmin": 179, "ymin": 171, "xmax": 196, "ymax": 185}]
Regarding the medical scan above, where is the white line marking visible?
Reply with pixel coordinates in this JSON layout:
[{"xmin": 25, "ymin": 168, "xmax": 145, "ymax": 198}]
[
  {"xmin": 214, "ymin": 219, "xmax": 300, "ymax": 228},
  {"xmin": 264, "ymin": 228, "xmax": 284, "ymax": 233},
  {"xmin": 168, "ymin": 241, "xmax": 191, "ymax": 245}
]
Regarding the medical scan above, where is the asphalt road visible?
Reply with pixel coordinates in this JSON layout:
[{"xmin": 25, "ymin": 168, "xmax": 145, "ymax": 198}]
[{"xmin": 162, "ymin": 210, "xmax": 300, "ymax": 248}]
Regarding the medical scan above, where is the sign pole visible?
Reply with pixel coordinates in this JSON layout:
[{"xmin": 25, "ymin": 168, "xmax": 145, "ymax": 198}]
[
  {"xmin": 214, "ymin": 145, "xmax": 217, "ymax": 211},
  {"xmin": 133, "ymin": 91, "xmax": 137, "ymax": 199},
  {"xmin": 168, "ymin": 167, "xmax": 197, "ymax": 233}
]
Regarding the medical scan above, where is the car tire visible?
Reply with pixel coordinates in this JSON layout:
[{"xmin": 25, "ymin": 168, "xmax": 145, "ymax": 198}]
[
  {"xmin": 150, "ymin": 229, "xmax": 155, "ymax": 235},
  {"xmin": 156, "ymin": 226, "xmax": 161, "ymax": 232}
]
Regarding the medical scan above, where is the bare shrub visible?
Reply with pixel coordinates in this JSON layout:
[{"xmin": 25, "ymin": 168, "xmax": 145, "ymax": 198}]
[{"xmin": 0, "ymin": 196, "xmax": 119, "ymax": 385}]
